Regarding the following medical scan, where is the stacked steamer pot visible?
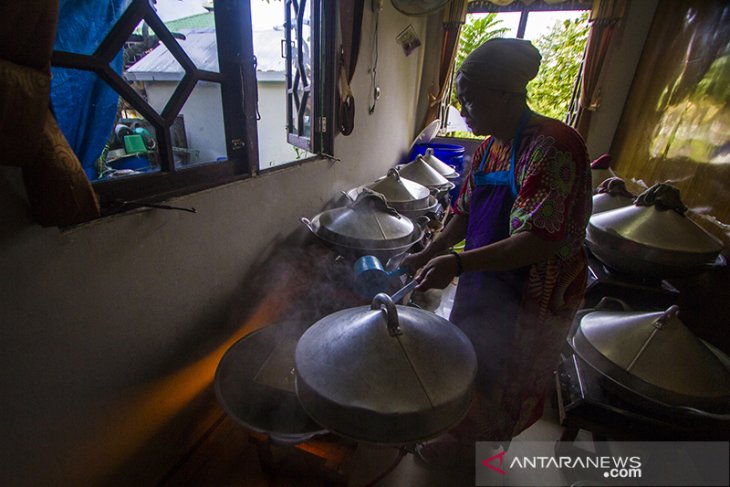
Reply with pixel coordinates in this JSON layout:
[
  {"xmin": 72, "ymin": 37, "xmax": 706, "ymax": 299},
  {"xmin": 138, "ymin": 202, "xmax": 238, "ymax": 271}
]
[
  {"xmin": 416, "ymin": 148, "xmax": 461, "ymax": 202},
  {"xmin": 301, "ymin": 190, "xmax": 426, "ymax": 262},
  {"xmin": 566, "ymin": 183, "xmax": 730, "ymax": 434},
  {"xmin": 396, "ymin": 154, "xmax": 455, "ymax": 206},
  {"xmin": 585, "ymin": 183, "xmax": 724, "ymax": 279},
  {"xmin": 348, "ymin": 168, "xmax": 441, "ymax": 220}
]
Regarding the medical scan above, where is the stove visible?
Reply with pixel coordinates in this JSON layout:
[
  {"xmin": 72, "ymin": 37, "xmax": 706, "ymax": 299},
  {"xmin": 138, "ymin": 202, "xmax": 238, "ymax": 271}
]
[
  {"xmin": 584, "ymin": 249, "xmax": 679, "ymax": 310},
  {"xmin": 556, "ymin": 350, "xmax": 730, "ymax": 441}
]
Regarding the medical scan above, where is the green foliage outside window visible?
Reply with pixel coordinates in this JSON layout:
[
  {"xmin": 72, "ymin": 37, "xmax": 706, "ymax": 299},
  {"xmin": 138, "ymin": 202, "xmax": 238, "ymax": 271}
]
[
  {"xmin": 445, "ymin": 12, "xmax": 590, "ymax": 139},
  {"xmin": 528, "ymin": 12, "xmax": 590, "ymax": 121}
]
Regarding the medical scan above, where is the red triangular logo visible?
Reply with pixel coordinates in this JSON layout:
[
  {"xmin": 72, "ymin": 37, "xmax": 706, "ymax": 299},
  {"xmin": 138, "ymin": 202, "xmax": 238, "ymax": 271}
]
[{"xmin": 482, "ymin": 450, "xmax": 507, "ymax": 475}]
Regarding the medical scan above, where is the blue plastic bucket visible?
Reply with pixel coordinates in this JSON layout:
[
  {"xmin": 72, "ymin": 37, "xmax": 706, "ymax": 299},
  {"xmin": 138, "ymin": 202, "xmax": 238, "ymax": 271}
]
[{"xmin": 409, "ymin": 143, "xmax": 466, "ymax": 202}]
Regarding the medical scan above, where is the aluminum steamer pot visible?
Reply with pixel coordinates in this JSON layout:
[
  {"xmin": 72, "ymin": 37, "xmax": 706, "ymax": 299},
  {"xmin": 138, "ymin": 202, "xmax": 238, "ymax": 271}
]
[
  {"xmin": 571, "ymin": 302, "xmax": 730, "ymax": 414},
  {"xmin": 343, "ymin": 168, "xmax": 441, "ymax": 220},
  {"xmin": 294, "ymin": 293, "xmax": 477, "ymax": 445},
  {"xmin": 396, "ymin": 155, "xmax": 454, "ymax": 200},
  {"xmin": 301, "ymin": 191, "xmax": 425, "ymax": 260},
  {"xmin": 418, "ymin": 148, "xmax": 459, "ymax": 181},
  {"xmin": 215, "ymin": 322, "xmax": 327, "ymax": 445},
  {"xmin": 586, "ymin": 185, "xmax": 724, "ymax": 278},
  {"xmin": 366, "ymin": 168, "xmax": 437, "ymax": 214}
]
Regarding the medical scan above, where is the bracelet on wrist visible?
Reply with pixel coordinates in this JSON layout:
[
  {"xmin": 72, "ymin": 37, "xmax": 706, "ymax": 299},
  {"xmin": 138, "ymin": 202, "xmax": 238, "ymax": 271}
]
[{"xmin": 450, "ymin": 250, "xmax": 463, "ymax": 276}]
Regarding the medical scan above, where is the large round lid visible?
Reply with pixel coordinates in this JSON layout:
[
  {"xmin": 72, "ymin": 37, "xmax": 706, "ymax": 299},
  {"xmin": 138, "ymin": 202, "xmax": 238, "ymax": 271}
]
[
  {"xmin": 589, "ymin": 205, "xmax": 723, "ymax": 255},
  {"xmin": 295, "ymin": 294, "xmax": 477, "ymax": 445},
  {"xmin": 573, "ymin": 305, "xmax": 730, "ymax": 409},
  {"xmin": 419, "ymin": 148, "xmax": 458, "ymax": 179},
  {"xmin": 215, "ymin": 322, "xmax": 327, "ymax": 444},
  {"xmin": 366, "ymin": 168, "xmax": 432, "ymax": 207},
  {"xmin": 303, "ymin": 191, "xmax": 417, "ymax": 250},
  {"xmin": 397, "ymin": 155, "xmax": 454, "ymax": 191},
  {"xmin": 588, "ymin": 184, "xmax": 723, "ymax": 255}
]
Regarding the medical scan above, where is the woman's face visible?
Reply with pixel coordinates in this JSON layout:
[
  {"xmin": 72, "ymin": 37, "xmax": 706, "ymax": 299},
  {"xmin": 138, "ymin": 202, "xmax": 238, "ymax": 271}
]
[{"xmin": 455, "ymin": 72, "xmax": 507, "ymax": 136}]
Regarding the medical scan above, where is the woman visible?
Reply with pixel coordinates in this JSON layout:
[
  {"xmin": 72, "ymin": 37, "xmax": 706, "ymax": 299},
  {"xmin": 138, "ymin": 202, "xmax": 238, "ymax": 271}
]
[{"xmin": 404, "ymin": 38, "xmax": 592, "ymax": 448}]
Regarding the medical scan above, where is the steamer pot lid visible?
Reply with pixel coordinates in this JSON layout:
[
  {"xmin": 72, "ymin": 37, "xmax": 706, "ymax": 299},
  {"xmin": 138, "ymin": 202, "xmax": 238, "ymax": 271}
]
[
  {"xmin": 577, "ymin": 306, "xmax": 730, "ymax": 398},
  {"xmin": 367, "ymin": 168, "xmax": 431, "ymax": 204}
]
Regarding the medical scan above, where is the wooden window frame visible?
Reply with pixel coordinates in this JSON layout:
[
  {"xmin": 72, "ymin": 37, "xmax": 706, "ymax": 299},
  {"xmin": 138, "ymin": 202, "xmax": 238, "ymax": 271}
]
[
  {"xmin": 50, "ymin": 0, "xmax": 335, "ymax": 211},
  {"xmin": 282, "ymin": 0, "xmax": 335, "ymax": 160}
]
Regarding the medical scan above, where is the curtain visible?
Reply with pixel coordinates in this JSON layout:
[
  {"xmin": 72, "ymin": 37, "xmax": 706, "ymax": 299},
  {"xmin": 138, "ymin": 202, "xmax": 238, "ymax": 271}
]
[
  {"xmin": 572, "ymin": 0, "xmax": 627, "ymax": 137},
  {"xmin": 0, "ymin": 0, "xmax": 100, "ymax": 226},
  {"xmin": 421, "ymin": 0, "xmax": 469, "ymax": 129},
  {"xmin": 52, "ymin": 0, "xmax": 127, "ymax": 180}
]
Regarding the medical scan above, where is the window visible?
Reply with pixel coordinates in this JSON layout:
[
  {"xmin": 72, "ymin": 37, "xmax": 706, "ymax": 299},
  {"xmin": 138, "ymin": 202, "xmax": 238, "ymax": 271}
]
[
  {"xmin": 441, "ymin": 0, "xmax": 590, "ymax": 138},
  {"xmin": 283, "ymin": 0, "xmax": 334, "ymax": 165},
  {"xmin": 50, "ymin": 0, "xmax": 334, "ymax": 208}
]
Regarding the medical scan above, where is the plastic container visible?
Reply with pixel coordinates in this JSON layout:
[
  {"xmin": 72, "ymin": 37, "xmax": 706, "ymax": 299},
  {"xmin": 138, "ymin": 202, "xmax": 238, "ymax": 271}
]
[
  {"xmin": 409, "ymin": 142, "xmax": 466, "ymax": 202},
  {"xmin": 123, "ymin": 134, "xmax": 147, "ymax": 154}
]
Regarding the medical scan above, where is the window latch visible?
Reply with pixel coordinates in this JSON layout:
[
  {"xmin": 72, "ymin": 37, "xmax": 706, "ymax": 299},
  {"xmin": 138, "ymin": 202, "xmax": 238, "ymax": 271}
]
[{"xmin": 316, "ymin": 117, "xmax": 327, "ymax": 133}]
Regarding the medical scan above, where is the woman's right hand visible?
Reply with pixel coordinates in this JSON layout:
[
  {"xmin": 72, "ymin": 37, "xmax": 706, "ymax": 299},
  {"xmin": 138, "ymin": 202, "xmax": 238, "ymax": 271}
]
[{"xmin": 400, "ymin": 250, "xmax": 433, "ymax": 275}]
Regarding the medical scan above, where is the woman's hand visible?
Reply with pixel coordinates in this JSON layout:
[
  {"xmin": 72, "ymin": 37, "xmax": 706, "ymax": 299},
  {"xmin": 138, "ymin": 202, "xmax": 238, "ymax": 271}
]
[
  {"xmin": 400, "ymin": 250, "xmax": 433, "ymax": 275},
  {"xmin": 415, "ymin": 253, "xmax": 459, "ymax": 291}
]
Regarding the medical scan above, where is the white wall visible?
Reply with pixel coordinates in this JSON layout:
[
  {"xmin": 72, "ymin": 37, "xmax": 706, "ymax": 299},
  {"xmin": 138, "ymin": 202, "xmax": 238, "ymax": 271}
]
[
  {"xmin": 0, "ymin": 3, "xmax": 429, "ymax": 486},
  {"xmin": 146, "ymin": 81, "xmax": 227, "ymax": 163},
  {"xmin": 146, "ymin": 79, "xmax": 304, "ymax": 168},
  {"xmin": 257, "ymin": 80, "xmax": 308, "ymax": 168}
]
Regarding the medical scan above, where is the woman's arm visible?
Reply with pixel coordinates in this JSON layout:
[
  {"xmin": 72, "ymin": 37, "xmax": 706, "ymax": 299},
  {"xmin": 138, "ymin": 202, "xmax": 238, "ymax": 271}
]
[
  {"xmin": 415, "ymin": 231, "xmax": 562, "ymax": 290},
  {"xmin": 401, "ymin": 213, "xmax": 469, "ymax": 272},
  {"xmin": 460, "ymin": 231, "xmax": 562, "ymax": 272}
]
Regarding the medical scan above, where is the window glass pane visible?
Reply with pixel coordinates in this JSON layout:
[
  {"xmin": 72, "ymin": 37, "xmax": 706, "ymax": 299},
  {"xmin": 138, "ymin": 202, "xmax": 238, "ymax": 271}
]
[
  {"xmin": 490, "ymin": 12, "xmax": 521, "ymax": 37},
  {"xmin": 101, "ymin": 115, "xmax": 161, "ymax": 180},
  {"xmin": 286, "ymin": 0, "xmax": 313, "ymax": 142},
  {"xmin": 252, "ymin": 0, "xmax": 314, "ymax": 168},
  {"xmin": 526, "ymin": 10, "xmax": 589, "ymax": 120},
  {"xmin": 444, "ymin": 9, "xmax": 589, "ymax": 135},
  {"xmin": 157, "ymin": 2, "xmax": 219, "ymax": 73},
  {"xmin": 174, "ymin": 81, "xmax": 227, "ymax": 168},
  {"xmin": 125, "ymin": 20, "xmax": 185, "ymax": 115},
  {"xmin": 152, "ymin": 0, "xmax": 209, "ymax": 22},
  {"xmin": 523, "ymin": 10, "xmax": 587, "ymax": 40},
  {"xmin": 54, "ymin": 0, "xmax": 132, "ymax": 55}
]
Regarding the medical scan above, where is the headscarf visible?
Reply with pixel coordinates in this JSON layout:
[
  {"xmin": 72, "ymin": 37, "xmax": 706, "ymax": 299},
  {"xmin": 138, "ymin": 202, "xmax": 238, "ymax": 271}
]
[{"xmin": 458, "ymin": 38, "xmax": 542, "ymax": 93}]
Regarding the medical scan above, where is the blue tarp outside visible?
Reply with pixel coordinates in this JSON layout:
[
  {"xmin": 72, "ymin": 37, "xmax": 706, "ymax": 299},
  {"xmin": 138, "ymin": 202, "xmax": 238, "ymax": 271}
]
[{"xmin": 51, "ymin": 0, "xmax": 130, "ymax": 180}]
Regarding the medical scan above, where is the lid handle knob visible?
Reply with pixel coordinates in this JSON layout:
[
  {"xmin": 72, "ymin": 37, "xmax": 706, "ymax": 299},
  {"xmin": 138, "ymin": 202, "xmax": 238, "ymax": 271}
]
[
  {"xmin": 371, "ymin": 293, "xmax": 402, "ymax": 336},
  {"xmin": 655, "ymin": 305, "xmax": 680, "ymax": 329}
]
